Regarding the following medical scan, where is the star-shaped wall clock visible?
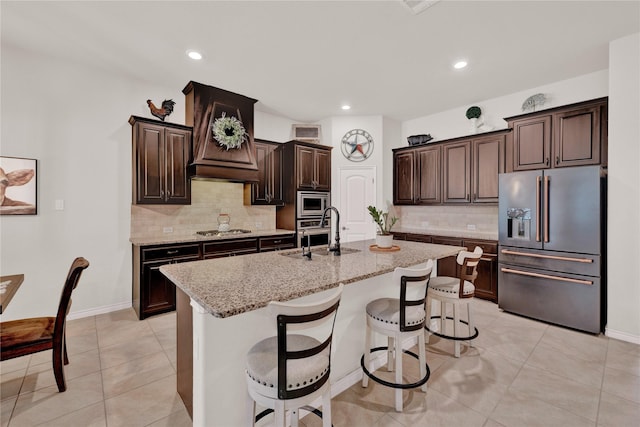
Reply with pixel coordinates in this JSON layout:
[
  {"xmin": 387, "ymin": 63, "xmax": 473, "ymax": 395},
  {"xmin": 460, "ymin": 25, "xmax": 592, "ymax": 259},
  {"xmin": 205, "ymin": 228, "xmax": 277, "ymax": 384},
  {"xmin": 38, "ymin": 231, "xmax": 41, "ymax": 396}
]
[{"xmin": 341, "ymin": 129, "xmax": 374, "ymax": 162}]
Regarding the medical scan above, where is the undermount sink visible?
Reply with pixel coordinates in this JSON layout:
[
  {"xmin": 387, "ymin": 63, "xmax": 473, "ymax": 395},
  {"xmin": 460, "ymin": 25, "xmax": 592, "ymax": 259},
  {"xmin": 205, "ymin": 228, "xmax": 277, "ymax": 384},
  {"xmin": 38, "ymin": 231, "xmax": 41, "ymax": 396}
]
[{"xmin": 279, "ymin": 246, "xmax": 361, "ymax": 259}]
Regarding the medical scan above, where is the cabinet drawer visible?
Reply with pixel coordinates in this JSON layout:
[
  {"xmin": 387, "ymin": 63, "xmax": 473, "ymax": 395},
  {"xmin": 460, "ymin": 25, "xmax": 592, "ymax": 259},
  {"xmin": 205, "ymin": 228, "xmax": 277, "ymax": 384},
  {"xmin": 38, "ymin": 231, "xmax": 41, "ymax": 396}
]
[
  {"xmin": 259, "ymin": 235, "xmax": 296, "ymax": 251},
  {"xmin": 203, "ymin": 238, "xmax": 258, "ymax": 257},
  {"xmin": 463, "ymin": 240, "xmax": 498, "ymax": 256},
  {"xmin": 404, "ymin": 233, "xmax": 432, "ymax": 243},
  {"xmin": 142, "ymin": 244, "xmax": 201, "ymax": 262}
]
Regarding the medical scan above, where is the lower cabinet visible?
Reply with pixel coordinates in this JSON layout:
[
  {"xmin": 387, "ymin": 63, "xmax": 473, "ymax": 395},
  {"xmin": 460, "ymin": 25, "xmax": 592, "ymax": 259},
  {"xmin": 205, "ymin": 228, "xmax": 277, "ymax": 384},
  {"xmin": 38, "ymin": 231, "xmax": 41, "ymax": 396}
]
[
  {"xmin": 133, "ymin": 233, "xmax": 295, "ymax": 319},
  {"xmin": 393, "ymin": 232, "xmax": 498, "ymax": 302}
]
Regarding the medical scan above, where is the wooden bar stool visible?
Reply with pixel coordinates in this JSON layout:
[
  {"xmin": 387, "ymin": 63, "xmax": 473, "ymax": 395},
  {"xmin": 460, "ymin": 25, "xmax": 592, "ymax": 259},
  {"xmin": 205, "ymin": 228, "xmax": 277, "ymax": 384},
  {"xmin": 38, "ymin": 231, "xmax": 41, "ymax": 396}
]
[
  {"xmin": 361, "ymin": 261, "xmax": 433, "ymax": 412},
  {"xmin": 425, "ymin": 247, "xmax": 482, "ymax": 357},
  {"xmin": 245, "ymin": 284, "xmax": 343, "ymax": 427}
]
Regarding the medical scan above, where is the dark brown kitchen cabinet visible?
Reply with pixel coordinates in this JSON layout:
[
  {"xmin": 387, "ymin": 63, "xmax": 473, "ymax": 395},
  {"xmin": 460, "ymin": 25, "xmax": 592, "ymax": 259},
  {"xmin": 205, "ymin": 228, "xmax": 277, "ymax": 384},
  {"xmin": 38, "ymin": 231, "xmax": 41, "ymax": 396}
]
[
  {"xmin": 472, "ymin": 133, "xmax": 504, "ymax": 203},
  {"xmin": 286, "ymin": 141, "xmax": 332, "ymax": 191},
  {"xmin": 393, "ymin": 145, "xmax": 441, "ymax": 205},
  {"xmin": 129, "ymin": 116, "xmax": 192, "ymax": 205},
  {"xmin": 431, "ymin": 236, "xmax": 463, "ymax": 277},
  {"xmin": 203, "ymin": 238, "xmax": 258, "ymax": 259},
  {"xmin": 247, "ymin": 140, "xmax": 284, "ymax": 206},
  {"xmin": 505, "ymin": 97, "xmax": 607, "ymax": 172},
  {"xmin": 133, "ymin": 243, "xmax": 201, "ymax": 319},
  {"xmin": 442, "ymin": 141, "xmax": 471, "ymax": 203},
  {"xmin": 463, "ymin": 240, "xmax": 498, "ymax": 302},
  {"xmin": 259, "ymin": 234, "xmax": 296, "ymax": 252}
]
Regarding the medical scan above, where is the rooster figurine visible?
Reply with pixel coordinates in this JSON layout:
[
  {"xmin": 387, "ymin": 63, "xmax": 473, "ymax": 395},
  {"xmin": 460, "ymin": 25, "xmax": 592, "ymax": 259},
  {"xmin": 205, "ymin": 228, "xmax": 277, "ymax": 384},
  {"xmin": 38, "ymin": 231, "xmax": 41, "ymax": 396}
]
[{"xmin": 146, "ymin": 99, "xmax": 176, "ymax": 121}]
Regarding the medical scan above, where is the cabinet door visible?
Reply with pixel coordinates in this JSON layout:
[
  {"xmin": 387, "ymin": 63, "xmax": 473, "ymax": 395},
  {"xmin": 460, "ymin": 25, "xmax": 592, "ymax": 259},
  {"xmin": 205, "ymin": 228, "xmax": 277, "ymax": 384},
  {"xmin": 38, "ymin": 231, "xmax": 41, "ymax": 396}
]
[
  {"xmin": 416, "ymin": 146, "xmax": 441, "ymax": 204},
  {"xmin": 314, "ymin": 149, "xmax": 332, "ymax": 191},
  {"xmin": 432, "ymin": 236, "xmax": 462, "ymax": 277},
  {"xmin": 270, "ymin": 145, "xmax": 284, "ymax": 205},
  {"xmin": 259, "ymin": 235, "xmax": 296, "ymax": 252},
  {"xmin": 472, "ymin": 134, "xmax": 504, "ymax": 203},
  {"xmin": 135, "ymin": 123, "xmax": 164, "ymax": 204},
  {"xmin": 296, "ymin": 145, "xmax": 316, "ymax": 189},
  {"xmin": 142, "ymin": 260, "xmax": 178, "ymax": 318},
  {"xmin": 443, "ymin": 141, "xmax": 471, "ymax": 203},
  {"xmin": 553, "ymin": 105, "xmax": 601, "ymax": 167},
  {"xmin": 203, "ymin": 238, "xmax": 258, "ymax": 259},
  {"xmin": 512, "ymin": 115, "xmax": 552, "ymax": 171},
  {"xmin": 464, "ymin": 240, "xmax": 498, "ymax": 302},
  {"xmin": 164, "ymin": 127, "xmax": 191, "ymax": 204},
  {"xmin": 393, "ymin": 151, "xmax": 415, "ymax": 205},
  {"xmin": 252, "ymin": 142, "xmax": 271, "ymax": 204}
]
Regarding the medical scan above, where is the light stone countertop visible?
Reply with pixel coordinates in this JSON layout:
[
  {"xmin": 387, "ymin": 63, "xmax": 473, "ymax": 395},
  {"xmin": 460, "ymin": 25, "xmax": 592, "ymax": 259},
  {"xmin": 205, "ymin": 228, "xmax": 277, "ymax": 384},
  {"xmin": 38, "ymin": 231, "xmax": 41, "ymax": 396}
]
[
  {"xmin": 393, "ymin": 226, "xmax": 498, "ymax": 241},
  {"xmin": 160, "ymin": 239, "xmax": 464, "ymax": 318},
  {"xmin": 130, "ymin": 228, "xmax": 295, "ymax": 246}
]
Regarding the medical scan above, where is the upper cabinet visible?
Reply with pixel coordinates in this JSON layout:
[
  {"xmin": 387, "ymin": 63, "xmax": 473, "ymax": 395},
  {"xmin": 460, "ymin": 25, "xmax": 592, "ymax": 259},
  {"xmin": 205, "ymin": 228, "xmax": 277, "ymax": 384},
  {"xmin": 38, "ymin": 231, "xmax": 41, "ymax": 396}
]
[
  {"xmin": 393, "ymin": 130, "xmax": 506, "ymax": 206},
  {"xmin": 505, "ymin": 97, "xmax": 607, "ymax": 172},
  {"xmin": 129, "ymin": 116, "xmax": 192, "ymax": 205},
  {"xmin": 283, "ymin": 141, "xmax": 332, "ymax": 191},
  {"xmin": 183, "ymin": 81, "xmax": 259, "ymax": 182},
  {"xmin": 247, "ymin": 139, "xmax": 284, "ymax": 206}
]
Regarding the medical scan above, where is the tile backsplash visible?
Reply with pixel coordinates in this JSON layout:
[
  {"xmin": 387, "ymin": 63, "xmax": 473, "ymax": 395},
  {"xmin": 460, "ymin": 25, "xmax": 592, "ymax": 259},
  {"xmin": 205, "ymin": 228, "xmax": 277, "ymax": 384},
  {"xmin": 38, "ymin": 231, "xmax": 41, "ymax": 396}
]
[
  {"xmin": 130, "ymin": 180, "xmax": 276, "ymax": 239},
  {"xmin": 392, "ymin": 204, "xmax": 498, "ymax": 234}
]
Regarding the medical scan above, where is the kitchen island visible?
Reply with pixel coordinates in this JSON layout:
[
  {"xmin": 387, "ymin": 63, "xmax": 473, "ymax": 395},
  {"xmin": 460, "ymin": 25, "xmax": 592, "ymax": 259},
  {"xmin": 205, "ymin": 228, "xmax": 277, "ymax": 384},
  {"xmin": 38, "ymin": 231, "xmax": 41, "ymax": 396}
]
[{"xmin": 160, "ymin": 238, "xmax": 464, "ymax": 426}]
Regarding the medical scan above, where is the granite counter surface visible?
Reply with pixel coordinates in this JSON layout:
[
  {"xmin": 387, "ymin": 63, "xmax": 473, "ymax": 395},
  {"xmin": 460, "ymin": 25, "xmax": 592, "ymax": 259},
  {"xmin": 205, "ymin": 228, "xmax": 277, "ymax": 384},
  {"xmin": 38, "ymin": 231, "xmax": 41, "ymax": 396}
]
[
  {"xmin": 160, "ymin": 239, "xmax": 464, "ymax": 319},
  {"xmin": 130, "ymin": 228, "xmax": 295, "ymax": 246}
]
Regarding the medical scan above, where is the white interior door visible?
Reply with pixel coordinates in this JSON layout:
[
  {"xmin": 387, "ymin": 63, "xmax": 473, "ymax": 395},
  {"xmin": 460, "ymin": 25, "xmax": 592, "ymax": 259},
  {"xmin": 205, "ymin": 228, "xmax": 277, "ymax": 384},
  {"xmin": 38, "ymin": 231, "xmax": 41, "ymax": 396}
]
[{"xmin": 339, "ymin": 167, "xmax": 376, "ymax": 243}]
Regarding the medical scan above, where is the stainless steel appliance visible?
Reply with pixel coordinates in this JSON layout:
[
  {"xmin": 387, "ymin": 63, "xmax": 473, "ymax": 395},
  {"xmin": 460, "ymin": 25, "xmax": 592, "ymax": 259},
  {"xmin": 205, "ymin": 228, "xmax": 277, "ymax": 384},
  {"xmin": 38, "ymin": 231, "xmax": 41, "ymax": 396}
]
[
  {"xmin": 296, "ymin": 218, "xmax": 330, "ymax": 248},
  {"xmin": 297, "ymin": 191, "xmax": 329, "ymax": 218},
  {"xmin": 498, "ymin": 165, "xmax": 606, "ymax": 333}
]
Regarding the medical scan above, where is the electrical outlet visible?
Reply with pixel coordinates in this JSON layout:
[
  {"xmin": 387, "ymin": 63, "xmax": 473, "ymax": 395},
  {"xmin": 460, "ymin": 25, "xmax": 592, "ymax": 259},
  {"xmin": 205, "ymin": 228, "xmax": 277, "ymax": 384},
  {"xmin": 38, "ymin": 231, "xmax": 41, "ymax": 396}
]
[
  {"xmin": 466, "ymin": 224, "xmax": 476, "ymax": 231},
  {"xmin": 255, "ymin": 222, "xmax": 263, "ymax": 229},
  {"xmin": 163, "ymin": 227, "xmax": 173, "ymax": 233}
]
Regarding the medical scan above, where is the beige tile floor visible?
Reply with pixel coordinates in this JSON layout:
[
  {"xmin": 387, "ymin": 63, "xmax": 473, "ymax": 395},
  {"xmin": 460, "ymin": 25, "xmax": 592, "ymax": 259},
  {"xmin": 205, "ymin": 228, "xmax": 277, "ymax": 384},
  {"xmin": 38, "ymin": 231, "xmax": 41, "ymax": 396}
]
[{"xmin": 1, "ymin": 299, "xmax": 639, "ymax": 426}]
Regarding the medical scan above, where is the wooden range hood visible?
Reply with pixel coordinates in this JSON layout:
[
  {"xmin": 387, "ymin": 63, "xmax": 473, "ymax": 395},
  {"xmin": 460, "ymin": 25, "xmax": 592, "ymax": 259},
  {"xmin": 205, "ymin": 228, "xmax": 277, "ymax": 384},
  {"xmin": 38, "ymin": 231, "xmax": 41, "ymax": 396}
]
[{"xmin": 183, "ymin": 81, "xmax": 258, "ymax": 182}]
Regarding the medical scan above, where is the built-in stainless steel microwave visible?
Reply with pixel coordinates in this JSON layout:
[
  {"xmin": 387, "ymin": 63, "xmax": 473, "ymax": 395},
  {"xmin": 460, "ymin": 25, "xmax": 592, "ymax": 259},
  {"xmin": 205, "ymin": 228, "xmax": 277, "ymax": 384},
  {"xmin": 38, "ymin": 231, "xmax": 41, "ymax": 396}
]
[{"xmin": 297, "ymin": 191, "xmax": 330, "ymax": 218}]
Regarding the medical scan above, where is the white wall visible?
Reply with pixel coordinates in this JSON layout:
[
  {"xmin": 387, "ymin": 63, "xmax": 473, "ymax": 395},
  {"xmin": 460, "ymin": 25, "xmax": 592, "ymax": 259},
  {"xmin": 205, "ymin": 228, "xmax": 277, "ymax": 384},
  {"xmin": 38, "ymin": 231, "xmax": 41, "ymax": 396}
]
[{"xmin": 607, "ymin": 33, "xmax": 640, "ymax": 342}]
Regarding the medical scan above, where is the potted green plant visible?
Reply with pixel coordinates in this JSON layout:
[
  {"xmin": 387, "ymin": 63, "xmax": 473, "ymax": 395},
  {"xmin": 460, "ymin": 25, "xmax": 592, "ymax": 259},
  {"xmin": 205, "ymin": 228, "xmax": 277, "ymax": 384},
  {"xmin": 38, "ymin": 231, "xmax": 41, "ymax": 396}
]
[{"xmin": 367, "ymin": 205, "xmax": 398, "ymax": 248}]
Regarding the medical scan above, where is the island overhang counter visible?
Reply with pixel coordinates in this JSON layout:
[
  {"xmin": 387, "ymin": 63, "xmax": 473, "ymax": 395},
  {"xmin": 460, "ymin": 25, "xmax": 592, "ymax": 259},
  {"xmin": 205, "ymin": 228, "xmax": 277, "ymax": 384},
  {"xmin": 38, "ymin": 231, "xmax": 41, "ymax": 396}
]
[{"xmin": 160, "ymin": 238, "xmax": 464, "ymax": 426}]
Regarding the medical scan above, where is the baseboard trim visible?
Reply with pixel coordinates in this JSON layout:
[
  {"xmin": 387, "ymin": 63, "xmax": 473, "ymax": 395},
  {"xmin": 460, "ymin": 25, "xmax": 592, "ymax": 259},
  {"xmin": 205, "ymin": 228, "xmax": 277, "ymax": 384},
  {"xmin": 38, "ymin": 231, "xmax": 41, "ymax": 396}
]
[
  {"xmin": 605, "ymin": 327, "xmax": 640, "ymax": 345},
  {"xmin": 67, "ymin": 301, "xmax": 132, "ymax": 321}
]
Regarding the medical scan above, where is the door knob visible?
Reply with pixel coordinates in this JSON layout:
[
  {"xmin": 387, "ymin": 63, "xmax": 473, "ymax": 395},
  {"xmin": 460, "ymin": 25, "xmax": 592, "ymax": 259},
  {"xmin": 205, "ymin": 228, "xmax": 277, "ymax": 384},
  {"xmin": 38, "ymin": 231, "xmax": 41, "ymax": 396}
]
[{"xmin": 342, "ymin": 226, "xmax": 349, "ymax": 230}]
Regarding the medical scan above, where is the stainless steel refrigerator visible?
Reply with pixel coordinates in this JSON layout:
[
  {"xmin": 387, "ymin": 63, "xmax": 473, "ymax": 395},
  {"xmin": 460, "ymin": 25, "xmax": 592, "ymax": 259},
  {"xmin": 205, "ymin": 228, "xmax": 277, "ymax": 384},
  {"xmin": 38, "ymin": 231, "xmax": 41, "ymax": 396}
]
[{"xmin": 498, "ymin": 165, "xmax": 606, "ymax": 333}]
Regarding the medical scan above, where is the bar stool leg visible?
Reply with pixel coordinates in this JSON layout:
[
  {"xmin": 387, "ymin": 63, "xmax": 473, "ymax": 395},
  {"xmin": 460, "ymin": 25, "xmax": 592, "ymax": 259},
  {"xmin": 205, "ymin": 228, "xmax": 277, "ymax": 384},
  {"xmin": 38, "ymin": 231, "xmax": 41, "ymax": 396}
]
[
  {"xmin": 467, "ymin": 302, "xmax": 475, "ymax": 348},
  {"xmin": 246, "ymin": 393, "xmax": 256, "ymax": 427},
  {"xmin": 387, "ymin": 337, "xmax": 395, "ymax": 371},
  {"xmin": 453, "ymin": 303, "xmax": 461, "ymax": 358},
  {"xmin": 425, "ymin": 297, "xmax": 433, "ymax": 337},
  {"xmin": 418, "ymin": 332, "xmax": 427, "ymax": 393},
  {"xmin": 362, "ymin": 323, "xmax": 372, "ymax": 387},
  {"xmin": 440, "ymin": 301, "xmax": 447, "ymax": 336},
  {"xmin": 274, "ymin": 401, "xmax": 285, "ymax": 427},
  {"xmin": 322, "ymin": 390, "xmax": 332, "ymax": 427},
  {"xmin": 394, "ymin": 333, "xmax": 403, "ymax": 412},
  {"xmin": 291, "ymin": 408, "xmax": 299, "ymax": 427}
]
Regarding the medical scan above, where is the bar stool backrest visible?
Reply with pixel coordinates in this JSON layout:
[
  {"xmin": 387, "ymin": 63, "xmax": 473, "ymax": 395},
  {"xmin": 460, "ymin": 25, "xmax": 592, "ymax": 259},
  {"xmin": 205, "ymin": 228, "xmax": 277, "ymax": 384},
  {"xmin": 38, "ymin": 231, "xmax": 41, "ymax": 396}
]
[
  {"xmin": 267, "ymin": 283, "xmax": 344, "ymax": 400},
  {"xmin": 456, "ymin": 247, "xmax": 483, "ymax": 298},
  {"xmin": 392, "ymin": 260, "xmax": 433, "ymax": 332}
]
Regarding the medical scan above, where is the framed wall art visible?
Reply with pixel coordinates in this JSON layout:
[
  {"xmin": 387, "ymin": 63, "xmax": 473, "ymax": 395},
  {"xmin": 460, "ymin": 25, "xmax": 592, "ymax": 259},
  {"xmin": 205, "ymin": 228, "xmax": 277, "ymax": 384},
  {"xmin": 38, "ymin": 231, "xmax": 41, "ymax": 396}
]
[{"xmin": 0, "ymin": 156, "xmax": 37, "ymax": 215}]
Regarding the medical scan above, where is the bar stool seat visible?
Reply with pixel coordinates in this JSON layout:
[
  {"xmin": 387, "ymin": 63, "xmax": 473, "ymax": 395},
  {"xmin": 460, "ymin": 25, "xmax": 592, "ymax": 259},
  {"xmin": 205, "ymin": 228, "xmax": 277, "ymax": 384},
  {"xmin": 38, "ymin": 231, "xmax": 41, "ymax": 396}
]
[
  {"xmin": 246, "ymin": 284, "xmax": 343, "ymax": 427},
  {"xmin": 425, "ymin": 247, "xmax": 482, "ymax": 358},
  {"xmin": 361, "ymin": 260, "xmax": 433, "ymax": 412}
]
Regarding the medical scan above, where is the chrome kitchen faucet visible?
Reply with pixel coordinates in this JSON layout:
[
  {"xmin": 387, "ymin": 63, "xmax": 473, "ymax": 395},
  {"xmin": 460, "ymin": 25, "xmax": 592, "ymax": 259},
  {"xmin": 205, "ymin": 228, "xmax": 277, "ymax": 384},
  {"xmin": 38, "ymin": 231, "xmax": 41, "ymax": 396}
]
[{"xmin": 321, "ymin": 206, "xmax": 341, "ymax": 256}]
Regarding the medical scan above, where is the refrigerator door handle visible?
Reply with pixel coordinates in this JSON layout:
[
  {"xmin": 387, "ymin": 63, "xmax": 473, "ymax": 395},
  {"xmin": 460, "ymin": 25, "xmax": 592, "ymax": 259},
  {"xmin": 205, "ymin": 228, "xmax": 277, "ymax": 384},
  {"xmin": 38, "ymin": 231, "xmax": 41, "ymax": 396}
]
[
  {"xmin": 500, "ymin": 267, "xmax": 593, "ymax": 285},
  {"xmin": 500, "ymin": 249, "xmax": 594, "ymax": 263},
  {"xmin": 536, "ymin": 175, "xmax": 541, "ymax": 242},
  {"xmin": 544, "ymin": 175, "xmax": 550, "ymax": 243}
]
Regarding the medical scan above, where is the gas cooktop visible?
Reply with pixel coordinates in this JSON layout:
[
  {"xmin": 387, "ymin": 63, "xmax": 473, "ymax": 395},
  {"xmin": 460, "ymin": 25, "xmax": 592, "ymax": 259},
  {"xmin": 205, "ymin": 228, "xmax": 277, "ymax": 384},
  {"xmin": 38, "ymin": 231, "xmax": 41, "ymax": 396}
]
[{"xmin": 196, "ymin": 229, "xmax": 252, "ymax": 237}]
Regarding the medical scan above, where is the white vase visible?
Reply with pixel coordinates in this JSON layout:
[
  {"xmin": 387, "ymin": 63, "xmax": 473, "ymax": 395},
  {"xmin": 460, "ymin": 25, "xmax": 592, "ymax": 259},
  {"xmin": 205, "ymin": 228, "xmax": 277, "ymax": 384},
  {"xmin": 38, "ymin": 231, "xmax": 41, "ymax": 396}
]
[{"xmin": 376, "ymin": 234, "xmax": 394, "ymax": 248}]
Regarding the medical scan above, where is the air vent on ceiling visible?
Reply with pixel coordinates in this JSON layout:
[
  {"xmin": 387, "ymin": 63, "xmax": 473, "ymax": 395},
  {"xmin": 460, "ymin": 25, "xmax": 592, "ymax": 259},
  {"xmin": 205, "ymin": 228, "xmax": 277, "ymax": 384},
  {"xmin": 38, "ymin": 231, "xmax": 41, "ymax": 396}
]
[
  {"xmin": 291, "ymin": 124, "xmax": 321, "ymax": 142},
  {"xmin": 401, "ymin": 0, "xmax": 441, "ymax": 15}
]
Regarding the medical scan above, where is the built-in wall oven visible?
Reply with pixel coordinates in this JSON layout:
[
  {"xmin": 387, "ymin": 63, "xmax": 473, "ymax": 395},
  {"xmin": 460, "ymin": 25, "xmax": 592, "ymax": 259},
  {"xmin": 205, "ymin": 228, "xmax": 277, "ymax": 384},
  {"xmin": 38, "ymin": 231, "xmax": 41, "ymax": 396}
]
[
  {"xmin": 296, "ymin": 217, "xmax": 330, "ymax": 248},
  {"xmin": 297, "ymin": 191, "xmax": 330, "ymax": 218}
]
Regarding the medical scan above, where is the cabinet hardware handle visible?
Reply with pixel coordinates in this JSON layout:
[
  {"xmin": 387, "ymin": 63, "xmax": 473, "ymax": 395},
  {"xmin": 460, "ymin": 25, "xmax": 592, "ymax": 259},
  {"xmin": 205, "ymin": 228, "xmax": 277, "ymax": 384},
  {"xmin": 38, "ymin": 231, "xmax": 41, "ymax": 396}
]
[
  {"xmin": 545, "ymin": 157, "xmax": 549, "ymax": 166},
  {"xmin": 273, "ymin": 240, "xmax": 281, "ymax": 244},
  {"xmin": 544, "ymin": 175, "xmax": 550, "ymax": 243},
  {"xmin": 167, "ymin": 250, "xmax": 178, "ymax": 255},
  {"xmin": 556, "ymin": 156, "xmax": 559, "ymax": 165},
  {"xmin": 467, "ymin": 194, "xmax": 470, "ymax": 201},
  {"xmin": 500, "ymin": 267, "xmax": 593, "ymax": 285},
  {"xmin": 500, "ymin": 249, "xmax": 593, "ymax": 263},
  {"xmin": 535, "ymin": 176, "xmax": 541, "ymax": 242}
]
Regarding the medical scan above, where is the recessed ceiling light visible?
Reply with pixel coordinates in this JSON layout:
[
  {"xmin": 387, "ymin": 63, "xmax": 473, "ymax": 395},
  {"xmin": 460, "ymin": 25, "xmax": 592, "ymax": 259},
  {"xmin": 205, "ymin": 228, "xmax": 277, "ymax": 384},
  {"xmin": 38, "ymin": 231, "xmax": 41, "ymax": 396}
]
[
  {"xmin": 453, "ymin": 60, "xmax": 467, "ymax": 69},
  {"xmin": 187, "ymin": 50, "xmax": 203, "ymax": 60},
  {"xmin": 341, "ymin": 105, "xmax": 351, "ymax": 110}
]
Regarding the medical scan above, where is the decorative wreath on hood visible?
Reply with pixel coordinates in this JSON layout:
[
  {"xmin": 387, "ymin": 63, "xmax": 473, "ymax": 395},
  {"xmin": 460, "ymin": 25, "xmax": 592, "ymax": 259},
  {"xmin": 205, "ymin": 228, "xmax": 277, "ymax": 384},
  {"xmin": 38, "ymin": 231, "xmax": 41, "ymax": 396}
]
[{"xmin": 211, "ymin": 112, "xmax": 248, "ymax": 150}]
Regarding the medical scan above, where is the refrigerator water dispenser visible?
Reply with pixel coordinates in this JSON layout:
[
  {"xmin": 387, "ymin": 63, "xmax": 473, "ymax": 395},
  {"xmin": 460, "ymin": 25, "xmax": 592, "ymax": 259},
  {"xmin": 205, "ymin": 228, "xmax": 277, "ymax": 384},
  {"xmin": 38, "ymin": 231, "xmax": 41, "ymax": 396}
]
[{"xmin": 506, "ymin": 208, "xmax": 531, "ymax": 240}]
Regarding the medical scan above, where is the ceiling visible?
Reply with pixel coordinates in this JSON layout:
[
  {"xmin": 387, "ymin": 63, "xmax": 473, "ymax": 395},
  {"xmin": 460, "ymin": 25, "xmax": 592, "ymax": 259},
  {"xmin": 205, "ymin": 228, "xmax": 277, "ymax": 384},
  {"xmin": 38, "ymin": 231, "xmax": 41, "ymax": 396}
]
[{"xmin": 2, "ymin": 1, "xmax": 639, "ymax": 123}]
